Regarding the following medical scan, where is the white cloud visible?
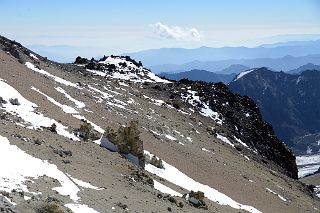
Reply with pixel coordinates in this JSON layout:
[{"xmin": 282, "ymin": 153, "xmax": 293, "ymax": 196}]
[{"xmin": 150, "ymin": 22, "xmax": 202, "ymax": 41}]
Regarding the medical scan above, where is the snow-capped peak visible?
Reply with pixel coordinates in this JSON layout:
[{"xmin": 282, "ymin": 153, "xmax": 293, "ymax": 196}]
[{"xmin": 75, "ymin": 55, "xmax": 171, "ymax": 84}]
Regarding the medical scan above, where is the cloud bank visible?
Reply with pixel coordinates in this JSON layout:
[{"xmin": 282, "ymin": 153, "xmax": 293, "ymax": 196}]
[{"xmin": 150, "ymin": 22, "xmax": 202, "ymax": 41}]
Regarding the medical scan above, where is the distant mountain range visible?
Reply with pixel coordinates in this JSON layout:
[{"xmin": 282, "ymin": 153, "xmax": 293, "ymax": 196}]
[
  {"xmin": 229, "ymin": 68, "xmax": 320, "ymax": 154},
  {"xmin": 26, "ymin": 45, "xmax": 107, "ymax": 63},
  {"xmin": 149, "ymin": 54, "xmax": 320, "ymax": 74},
  {"xmin": 288, "ymin": 63, "xmax": 320, "ymax": 74},
  {"xmin": 127, "ymin": 39, "xmax": 320, "ymax": 66},
  {"xmin": 159, "ymin": 63, "xmax": 320, "ymax": 84},
  {"xmin": 159, "ymin": 69, "xmax": 237, "ymax": 84},
  {"xmin": 27, "ymin": 40, "xmax": 320, "ymax": 74}
]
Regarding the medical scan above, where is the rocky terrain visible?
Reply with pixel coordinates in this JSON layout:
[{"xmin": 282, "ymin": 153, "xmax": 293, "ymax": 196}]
[
  {"xmin": 0, "ymin": 35, "xmax": 319, "ymax": 213},
  {"xmin": 229, "ymin": 67, "xmax": 320, "ymax": 155}
]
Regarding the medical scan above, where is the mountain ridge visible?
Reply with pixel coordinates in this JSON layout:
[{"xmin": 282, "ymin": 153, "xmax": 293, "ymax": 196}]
[
  {"xmin": 127, "ymin": 40, "xmax": 320, "ymax": 67},
  {"xmin": 149, "ymin": 54, "xmax": 320, "ymax": 74},
  {"xmin": 159, "ymin": 69, "xmax": 237, "ymax": 84},
  {"xmin": 229, "ymin": 67, "xmax": 320, "ymax": 155},
  {"xmin": 0, "ymin": 35, "xmax": 318, "ymax": 213}
]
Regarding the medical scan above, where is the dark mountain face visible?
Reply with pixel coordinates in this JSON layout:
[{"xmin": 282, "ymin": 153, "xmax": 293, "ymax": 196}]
[
  {"xmin": 167, "ymin": 79, "xmax": 298, "ymax": 179},
  {"xmin": 229, "ymin": 68, "xmax": 320, "ymax": 154},
  {"xmin": 159, "ymin": 69, "xmax": 236, "ymax": 84}
]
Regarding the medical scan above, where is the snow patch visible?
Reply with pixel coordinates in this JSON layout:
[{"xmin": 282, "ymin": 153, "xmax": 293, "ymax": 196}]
[
  {"xmin": 72, "ymin": 114, "xmax": 104, "ymax": 134},
  {"xmin": 25, "ymin": 62, "xmax": 79, "ymax": 88},
  {"xmin": 67, "ymin": 174, "xmax": 103, "ymax": 190},
  {"xmin": 55, "ymin": 87, "xmax": 85, "ymax": 108},
  {"xmin": 216, "ymin": 134, "xmax": 234, "ymax": 147},
  {"xmin": 144, "ymin": 151, "xmax": 261, "ymax": 213},
  {"xmin": 182, "ymin": 90, "xmax": 222, "ymax": 125},
  {"xmin": 0, "ymin": 80, "xmax": 78, "ymax": 140},
  {"xmin": 31, "ymin": 87, "xmax": 79, "ymax": 114},
  {"xmin": 30, "ymin": 53, "xmax": 38, "ymax": 60},
  {"xmin": 0, "ymin": 135, "xmax": 80, "ymax": 200},
  {"xmin": 296, "ymin": 153, "xmax": 320, "ymax": 178},
  {"xmin": 165, "ymin": 134, "xmax": 177, "ymax": 141},
  {"xmin": 153, "ymin": 180, "xmax": 182, "ymax": 197},
  {"xmin": 266, "ymin": 188, "xmax": 287, "ymax": 202},
  {"xmin": 234, "ymin": 69, "xmax": 257, "ymax": 81}
]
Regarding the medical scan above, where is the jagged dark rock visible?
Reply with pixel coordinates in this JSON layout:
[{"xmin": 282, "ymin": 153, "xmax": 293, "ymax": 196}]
[
  {"xmin": 189, "ymin": 81, "xmax": 298, "ymax": 179},
  {"xmin": 74, "ymin": 56, "xmax": 89, "ymax": 64},
  {"xmin": 154, "ymin": 79, "xmax": 298, "ymax": 179}
]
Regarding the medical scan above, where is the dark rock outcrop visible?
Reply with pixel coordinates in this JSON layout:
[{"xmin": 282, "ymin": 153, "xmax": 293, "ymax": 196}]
[
  {"xmin": 229, "ymin": 68, "xmax": 320, "ymax": 154},
  {"xmin": 74, "ymin": 56, "xmax": 89, "ymax": 64},
  {"xmin": 152, "ymin": 78, "xmax": 298, "ymax": 179}
]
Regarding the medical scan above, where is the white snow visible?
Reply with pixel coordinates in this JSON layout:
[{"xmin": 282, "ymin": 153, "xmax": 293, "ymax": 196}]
[
  {"xmin": 30, "ymin": 53, "xmax": 38, "ymax": 60},
  {"xmin": 143, "ymin": 95, "xmax": 165, "ymax": 107},
  {"xmin": 25, "ymin": 62, "xmax": 79, "ymax": 88},
  {"xmin": 297, "ymin": 165, "xmax": 320, "ymax": 178},
  {"xmin": 144, "ymin": 151, "xmax": 261, "ymax": 213},
  {"xmin": 24, "ymin": 196, "xmax": 31, "ymax": 201},
  {"xmin": 202, "ymin": 148, "xmax": 214, "ymax": 154},
  {"xmin": 241, "ymin": 154, "xmax": 250, "ymax": 161},
  {"xmin": 266, "ymin": 188, "xmax": 287, "ymax": 202},
  {"xmin": 65, "ymin": 204, "xmax": 99, "ymax": 213},
  {"xmin": 87, "ymin": 85, "xmax": 129, "ymax": 110},
  {"xmin": 150, "ymin": 130, "xmax": 161, "ymax": 136},
  {"xmin": 0, "ymin": 80, "xmax": 78, "ymax": 140},
  {"xmin": 0, "ymin": 135, "xmax": 80, "ymax": 200},
  {"xmin": 182, "ymin": 90, "xmax": 222, "ymax": 125},
  {"xmin": 31, "ymin": 86, "xmax": 104, "ymax": 134},
  {"xmin": 153, "ymin": 180, "xmax": 182, "ymax": 197},
  {"xmin": 31, "ymin": 87, "xmax": 79, "ymax": 114},
  {"xmin": 67, "ymin": 174, "xmax": 102, "ymax": 190},
  {"xmin": 86, "ymin": 69, "xmax": 106, "ymax": 77},
  {"xmin": 296, "ymin": 153, "xmax": 320, "ymax": 178},
  {"xmin": 88, "ymin": 56, "xmax": 171, "ymax": 83},
  {"xmin": 234, "ymin": 136, "xmax": 249, "ymax": 148},
  {"xmin": 97, "ymin": 137, "xmax": 140, "ymax": 166},
  {"xmin": 296, "ymin": 76, "xmax": 302, "ymax": 85},
  {"xmin": 88, "ymin": 85, "xmax": 113, "ymax": 99},
  {"xmin": 55, "ymin": 87, "xmax": 85, "ymax": 108},
  {"xmin": 0, "ymin": 135, "xmax": 99, "ymax": 212},
  {"xmin": 297, "ymin": 153, "xmax": 320, "ymax": 165},
  {"xmin": 234, "ymin": 69, "xmax": 256, "ymax": 81},
  {"xmin": 72, "ymin": 114, "xmax": 104, "ymax": 134},
  {"xmin": 147, "ymin": 71, "xmax": 171, "ymax": 83},
  {"xmin": 165, "ymin": 134, "xmax": 177, "ymax": 141},
  {"xmin": 216, "ymin": 134, "xmax": 234, "ymax": 148},
  {"xmin": 313, "ymin": 186, "xmax": 320, "ymax": 198},
  {"xmin": 118, "ymin": 81, "xmax": 129, "ymax": 87}
]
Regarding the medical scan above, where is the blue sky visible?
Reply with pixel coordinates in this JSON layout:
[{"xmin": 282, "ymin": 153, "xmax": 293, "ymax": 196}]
[{"xmin": 1, "ymin": 0, "xmax": 319, "ymax": 55}]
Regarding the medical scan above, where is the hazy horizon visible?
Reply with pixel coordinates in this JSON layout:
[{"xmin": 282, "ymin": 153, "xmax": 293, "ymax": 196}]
[{"xmin": 1, "ymin": 0, "xmax": 319, "ymax": 62}]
